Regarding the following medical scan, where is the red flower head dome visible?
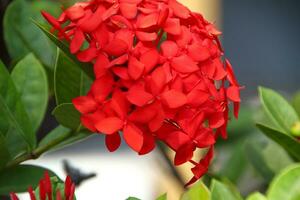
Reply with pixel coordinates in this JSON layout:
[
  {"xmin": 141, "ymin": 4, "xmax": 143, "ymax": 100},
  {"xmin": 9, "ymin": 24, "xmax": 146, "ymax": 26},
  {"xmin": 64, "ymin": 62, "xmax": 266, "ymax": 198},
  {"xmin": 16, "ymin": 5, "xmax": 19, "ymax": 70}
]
[{"xmin": 42, "ymin": 0, "xmax": 241, "ymax": 186}]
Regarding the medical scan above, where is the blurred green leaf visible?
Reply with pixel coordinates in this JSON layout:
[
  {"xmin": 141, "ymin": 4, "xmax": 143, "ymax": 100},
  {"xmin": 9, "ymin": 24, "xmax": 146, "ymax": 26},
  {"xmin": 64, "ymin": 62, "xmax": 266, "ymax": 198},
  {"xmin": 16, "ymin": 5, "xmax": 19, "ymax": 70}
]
[
  {"xmin": 246, "ymin": 192, "xmax": 267, "ymax": 200},
  {"xmin": 258, "ymin": 87, "xmax": 299, "ymax": 134},
  {"xmin": 52, "ymin": 103, "xmax": 81, "ymax": 130},
  {"xmin": 210, "ymin": 179, "xmax": 242, "ymax": 200},
  {"xmin": 0, "ymin": 165, "xmax": 57, "ymax": 195},
  {"xmin": 3, "ymin": 0, "xmax": 56, "ymax": 68},
  {"xmin": 54, "ymin": 49, "xmax": 92, "ymax": 105},
  {"xmin": 0, "ymin": 61, "xmax": 35, "ymax": 153},
  {"xmin": 181, "ymin": 181, "xmax": 210, "ymax": 200},
  {"xmin": 257, "ymin": 124, "xmax": 300, "ymax": 161},
  {"xmin": 39, "ymin": 125, "xmax": 91, "ymax": 151},
  {"xmin": 0, "ymin": 133, "xmax": 10, "ymax": 171},
  {"xmin": 11, "ymin": 54, "xmax": 48, "ymax": 133},
  {"xmin": 292, "ymin": 91, "xmax": 300, "ymax": 117},
  {"xmin": 127, "ymin": 197, "xmax": 141, "ymax": 200},
  {"xmin": 218, "ymin": 143, "xmax": 248, "ymax": 183},
  {"xmin": 34, "ymin": 21, "xmax": 94, "ymax": 78},
  {"xmin": 267, "ymin": 164, "xmax": 300, "ymax": 200},
  {"xmin": 156, "ymin": 193, "xmax": 167, "ymax": 200}
]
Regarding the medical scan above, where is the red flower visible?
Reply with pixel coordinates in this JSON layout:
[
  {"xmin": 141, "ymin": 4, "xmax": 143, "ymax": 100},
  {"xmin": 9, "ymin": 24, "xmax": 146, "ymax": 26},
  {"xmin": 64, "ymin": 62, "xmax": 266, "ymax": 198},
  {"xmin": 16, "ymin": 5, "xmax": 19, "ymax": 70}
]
[
  {"xmin": 42, "ymin": 0, "xmax": 241, "ymax": 186},
  {"xmin": 10, "ymin": 172, "xmax": 76, "ymax": 200}
]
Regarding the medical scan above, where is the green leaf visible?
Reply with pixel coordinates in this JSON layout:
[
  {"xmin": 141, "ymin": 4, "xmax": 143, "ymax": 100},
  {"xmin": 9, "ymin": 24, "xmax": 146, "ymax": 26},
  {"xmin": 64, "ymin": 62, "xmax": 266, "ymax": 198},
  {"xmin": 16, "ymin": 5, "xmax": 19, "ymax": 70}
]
[
  {"xmin": 127, "ymin": 197, "xmax": 141, "ymax": 200},
  {"xmin": 11, "ymin": 54, "xmax": 48, "ymax": 133},
  {"xmin": 39, "ymin": 125, "xmax": 91, "ymax": 151},
  {"xmin": 292, "ymin": 91, "xmax": 300, "ymax": 117},
  {"xmin": 258, "ymin": 87, "xmax": 299, "ymax": 134},
  {"xmin": 0, "ymin": 61, "xmax": 35, "ymax": 152},
  {"xmin": 267, "ymin": 164, "xmax": 300, "ymax": 200},
  {"xmin": 246, "ymin": 192, "xmax": 267, "ymax": 200},
  {"xmin": 181, "ymin": 181, "xmax": 210, "ymax": 200},
  {"xmin": 34, "ymin": 21, "xmax": 94, "ymax": 78},
  {"xmin": 52, "ymin": 103, "xmax": 81, "ymax": 130},
  {"xmin": 210, "ymin": 180, "xmax": 241, "ymax": 200},
  {"xmin": 0, "ymin": 164, "xmax": 57, "ymax": 195},
  {"xmin": 0, "ymin": 133, "xmax": 10, "ymax": 171},
  {"xmin": 54, "ymin": 49, "xmax": 92, "ymax": 105},
  {"xmin": 157, "ymin": 193, "xmax": 167, "ymax": 200},
  {"xmin": 3, "ymin": 0, "xmax": 56, "ymax": 68},
  {"xmin": 257, "ymin": 124, "xmax": 300, "ymax": 161}
]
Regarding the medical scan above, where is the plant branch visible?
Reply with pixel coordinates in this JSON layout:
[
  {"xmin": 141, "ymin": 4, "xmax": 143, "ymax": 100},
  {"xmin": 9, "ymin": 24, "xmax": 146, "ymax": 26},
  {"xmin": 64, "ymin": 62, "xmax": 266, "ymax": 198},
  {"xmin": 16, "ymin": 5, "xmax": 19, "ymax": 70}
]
[{"xmin": 6, "ymin": 130, "xmax": 74, "ymax": 168}]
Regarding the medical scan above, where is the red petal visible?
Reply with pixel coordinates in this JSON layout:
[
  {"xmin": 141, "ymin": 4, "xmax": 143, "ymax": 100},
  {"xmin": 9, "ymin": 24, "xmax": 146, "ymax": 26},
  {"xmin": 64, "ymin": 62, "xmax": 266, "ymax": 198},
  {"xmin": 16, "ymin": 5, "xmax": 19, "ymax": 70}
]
[
  {"xmin": 174, "ymin": 142, "xmax": 195, "ymax": 166},
  {"xmin": 41, "ymin": 11, "xmax": 61, "ymax": 29},
  {"xmin": 102, "ymin": 4, "xmax": 120, "ymax": 21},
  {"xmin": 175, "ymin": 26, "xmax": 192, "ymax": 47},
  {"xmin": 136, "ymin": 31, "xmax": 157, "ymax": 41},
  {"xmin": 111, "ymin": 90, "xmax": 129, "ymax": 119},
  {"xmin": 77, "ymin": 46, "xmax": 98, "ymax": 62},
  {"xmin": 128, "ymin": 56, "xmax": 145, "ymax": 80},
  {"xmin": 10, "ymin": 193, "xmax": 19, "ymax": 200},
  {"xmin": 169, "ymin": 0, "xmax": 190, "ymax": 19},
  {"xmin": 149, "ymin": 106, "xmax": 165, "ymax": 132},
  {"xmin": 72, "ymin": 96, "xmax": 97, "ymax": 114},
  {"xmin": 79, "ymin": 5, "xmax": 105, "ymax": 32},
  {"xmin": 194, "ymin": 129, "xmax": 216, "ymax": 148},
  {"xmin": 93, "ymin": 24, "xmax": 110, "ymax": 47},
  {"xmin": 28, "ymin": 187, "xmax": 36, "ymax": 200},
  {"xmin": 123, "ymin": 122, "xmax": 144, "ymax": 152},
  {"xmin": 127, "ymin": 84, "xmax": 153, "ymax": 106},
  {"xmin": 81, "ymin": 110, "xmax": 105, "ymax": 132},
  {"xmin": 188, "ymin": 43, "xmax": 211, "ymax": 62},
  {"xmin": 65, "ymin": 5, "xmax": 85, "ymax": 20},
  {"xmin": 187, "ymin": 89, "xmax": 210, "ymax": 107},
  {"xmin": 139, "ymin": 131, "xmax": 155, "ymax": 155},
  {"xmin": 209, "ymin": 112, "xmax": 225, "ymax": 128},
  {"xmin": 115, "ymin": 29, "xmax": 134, "ymax": 49},
  {"xmin": 95, "ymin": 117, "xmax": 123, "ymax": 134},
  {"xmin": 140, "ymin": 49, "xmax": 159, "ymax": 73},
  {"xmin": 44, "ymin": 172, "xmax": 52, "ymax": 200},
  {"xmin": 105, "ymin": 133, "xmax": 121, "ymax": 152},
  {"xmin": 150, "ymin": 67, "xmax": 167, "ymax": 95},
  {"xmin": 136, "ymin": 13, "xmax": 158, "ymax": 29},
  {"xmin": 90, "ymin": 75, "xmax": 113, "ymax": 102},
  {"xmin": 171, "ymin": 55, "xmax": 199, "ymax": 73},
  {"xmin": 64, "ymin": 176, "xmax": 72, "ymax": 199},
  {"xmin": 158, "ymin": 7, "xmax": 169, "ymax": 26},
  {"xmin": 103, "ymin": 38, "xmax": 128, "ymax": 56},
  {"xmin": 164, "ymin": 18, "xmax": 181, "ymax": 35},
  {"xmin": 161, "ymin": 89, "xmax": 187, "ymax": 108},
  {"xmin": 129, "ymin": 103, "xmax": 158, "ymax": 123},
  {"xmin": 56, "ymin": 191, "xmax": 62, "ymax": 200},
  {"xmin": 39, "ymin": 180, "xmax": 46, "ymax": 200},
  {"xmin": 227, "ymin": 86, "xmax": 241, "ymax": 102},
  {"xmin": 120, "ymin": 3, "xmax": 137, "ymax": 19},
  {"xmin": 165, "ymin": 131, "xmax": 190, "ymax": 150},
  {"xmin": 161, "ymin": 41, "xmax": 178, "ymax": 58},
  {"xmin": 225, "ymin": 59, "xmax": 239, "ymax": 86},
  {"xmin": 94, "ymin": 53, "xmax": 110, "ymax": 78},
  {"xmin": 112, "ymin": 67, "xmax": 130, "ymax": 80},
  {"xmin": 70, "ymin": 29, "xmax": 85, "ymax": 54},
  {"xmin": 213, "ymin": 59, "xmax": 227, "ymax": 80},
  {"xmin": 107, "ymin": 54, "xmax": 129, "ymax": 68},
  {"xmin": 234, "ymin": 102, "xmax": 240, "ymax": 119}
]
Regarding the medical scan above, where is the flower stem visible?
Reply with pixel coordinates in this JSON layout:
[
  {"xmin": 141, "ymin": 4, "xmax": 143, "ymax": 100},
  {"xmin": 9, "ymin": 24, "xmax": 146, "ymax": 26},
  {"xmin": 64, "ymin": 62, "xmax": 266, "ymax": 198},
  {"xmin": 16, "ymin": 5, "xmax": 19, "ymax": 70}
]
[{"xmin": 5, "ymin": 129, "xmax": 74, "ymax": 168}]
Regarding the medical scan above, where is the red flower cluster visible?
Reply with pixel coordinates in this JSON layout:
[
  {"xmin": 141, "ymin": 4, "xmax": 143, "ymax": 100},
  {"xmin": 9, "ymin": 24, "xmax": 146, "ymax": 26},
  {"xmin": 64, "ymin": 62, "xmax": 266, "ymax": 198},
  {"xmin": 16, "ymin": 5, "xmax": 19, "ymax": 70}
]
[
  {"xmin": 10, "ymin": 172, "xmax": 75, "ymax": 200},
  {"xmin": 42, "ymin": 0, "xmax": 240, "ymax": 185}
]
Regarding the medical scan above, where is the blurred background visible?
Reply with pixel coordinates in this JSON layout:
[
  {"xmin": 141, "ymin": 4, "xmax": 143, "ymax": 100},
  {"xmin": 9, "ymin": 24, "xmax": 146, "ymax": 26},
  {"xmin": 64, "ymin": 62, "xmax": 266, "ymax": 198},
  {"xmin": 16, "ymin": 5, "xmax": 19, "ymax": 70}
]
[{"xmin": 1, "ymin": 0, "xmax": 300, "ymax": 199}]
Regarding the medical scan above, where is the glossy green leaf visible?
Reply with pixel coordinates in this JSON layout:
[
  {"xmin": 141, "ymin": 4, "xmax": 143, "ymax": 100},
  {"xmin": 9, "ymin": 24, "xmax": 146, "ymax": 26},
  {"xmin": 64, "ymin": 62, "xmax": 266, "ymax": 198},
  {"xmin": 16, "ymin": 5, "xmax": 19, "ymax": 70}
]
[
  {"xmin": 52, "ymin": 103, "xmax": 81, "ymax": 130},
  {"xmin": 0, "ymin": 61, "xmax": 35, "ymax": 152},
  {"xmin": 156, "ymin": 193, "xmax": 167, "ymax": 200},
  {"xmin": 181, "ymin": 181, "xmax": 210, "ymax": 200},
  {"xmin": 267, "ymin": 164, "xmax": 300, "ymax": 200},
  {"xmin": 0, "ymin": 133, "xmax": 10, "ymax": 171},
  {"xmin": 39, "ymin": 125, "xmax": 91, "ymax": 151},
  {"xmin": 257, "ymin": 124, "xmax": 300, "ymax": 161},
  {"xmin": 3, "ymin": 0, "xmax": 56, "ymax": 68},
  {"xmin": 0, "ymin": 165, "xmax": 57, "ymax": 195},
  {"xmin": 54, "ymin": 49, "xmax": 92, "ymax": 105},
  {"xmin": 11, "ymin": 54, "xmax": 48, "ymax": 133},
  {"xmin": 246, "ymin": 192, "xmax": 267, "ymax": 200},
  {"xmin": 258, "ymin": 87, "xmax": 299, "ymax": 134},
  {"xmin": 210, "ymin": 179, "xmax": 241, "ymax": 200},
  {"xmin": 34, "ymin": 21, "xmax": 94, "ymax": 78}
]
